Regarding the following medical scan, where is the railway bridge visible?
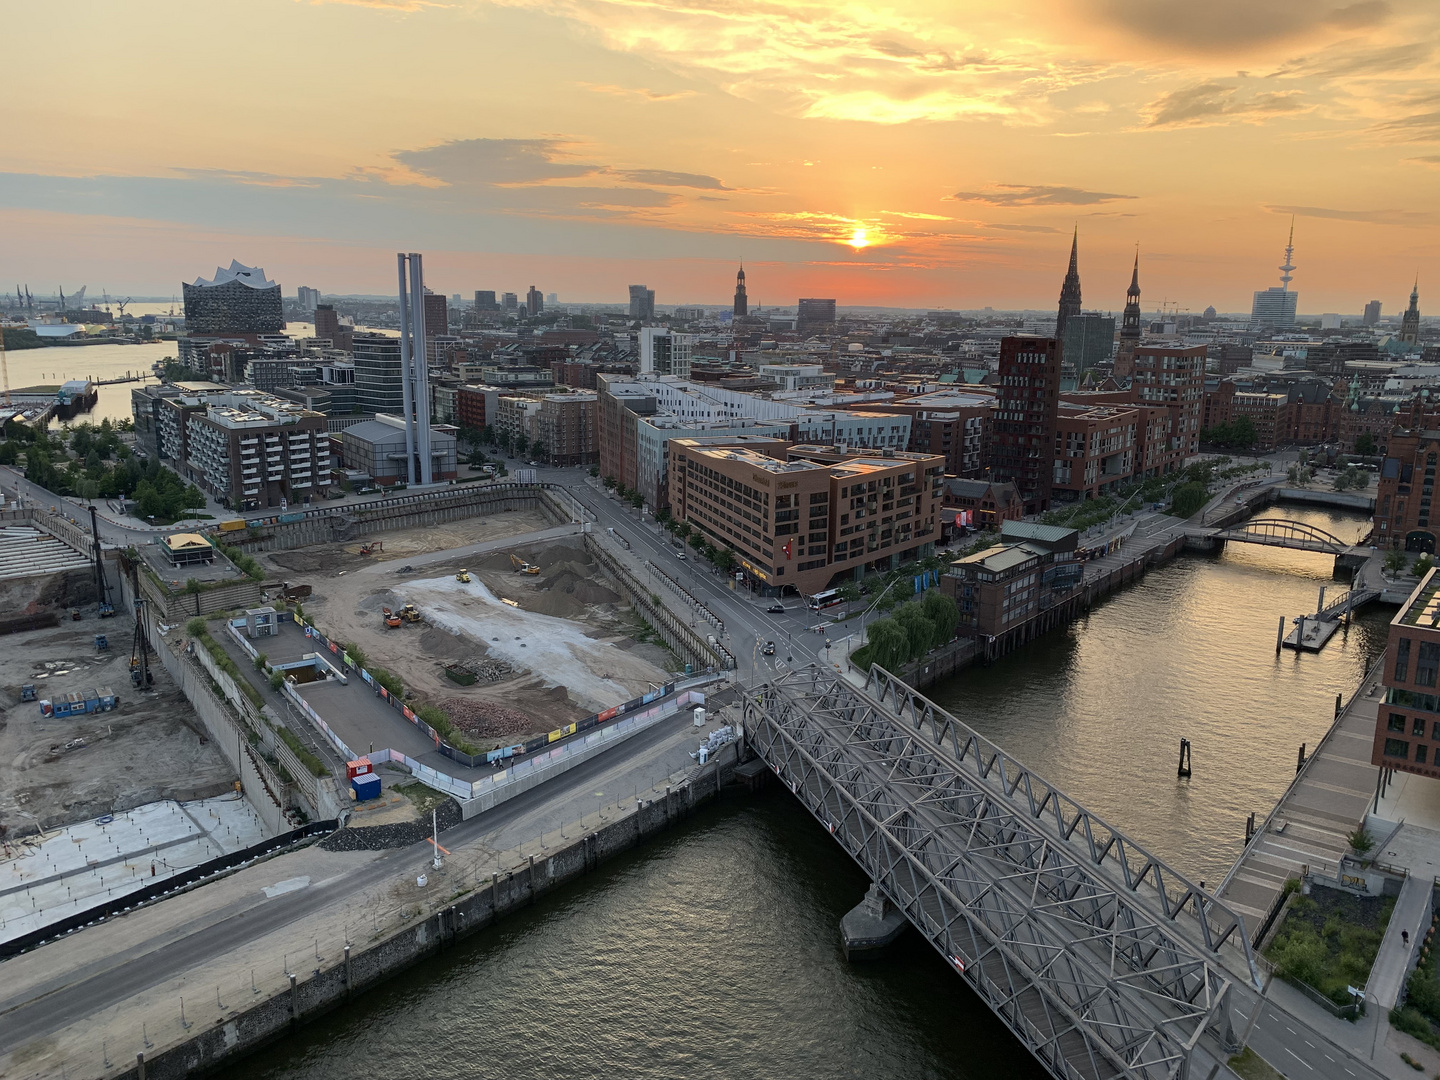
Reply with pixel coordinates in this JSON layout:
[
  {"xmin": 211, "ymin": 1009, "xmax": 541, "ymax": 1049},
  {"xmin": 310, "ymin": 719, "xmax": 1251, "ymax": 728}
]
[{"xmin": 744, "ymin": 665, "xmax": 1258, "ymax": 1080}]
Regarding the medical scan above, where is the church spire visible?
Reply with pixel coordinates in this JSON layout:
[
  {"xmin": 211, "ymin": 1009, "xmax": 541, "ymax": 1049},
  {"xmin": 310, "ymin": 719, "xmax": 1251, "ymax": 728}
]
[
  {"xmin": 733, "ymin": 262, "xmax": 748, "ymax": 320},
  {"xmin": 1056, "ymin": 226, "xmax": 1082, "ymax": 341},
  {"xmin": 1402, "ymin": 273, "xmax": 1421, "ymax": 346}
]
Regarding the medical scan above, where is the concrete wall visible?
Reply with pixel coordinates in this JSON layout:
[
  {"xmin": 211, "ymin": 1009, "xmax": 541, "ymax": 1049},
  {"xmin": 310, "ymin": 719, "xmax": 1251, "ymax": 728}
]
[
  {"xmin": 108, "ymin": 741, "xmax": 744, "ymax": 1080},
  {"xmin": 224, "ymin": 485, "xmax": 570, "ymax": 553}
]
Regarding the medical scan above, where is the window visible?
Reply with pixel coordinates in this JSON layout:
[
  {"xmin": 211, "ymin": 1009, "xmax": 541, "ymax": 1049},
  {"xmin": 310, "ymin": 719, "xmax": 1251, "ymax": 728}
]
[
  {"xmin": 1396, "ymin": 637, "xmax": 1412, "ymax": 682},
  {"xmin": 1385, "ymin": 738, "xmax": 1411, "ymax": 758},
  {"xmin": 1417, "ymin": 716, "xmax": 1430, "ymax": 737},
  {"xmin": 1390, "ymin": 713, "xmax": 1408, "ymax": 732},
  {"xmin": 1433, "ymin": 720, "xmax": 1440, "ymax": 742},
  {"xmin": 1419, "ymin": 642, "xmax": 1440, "ymax": 688},
  {"xmin": 1420, "ymin": 745, "xmax": 1430, "ymax": 765}
]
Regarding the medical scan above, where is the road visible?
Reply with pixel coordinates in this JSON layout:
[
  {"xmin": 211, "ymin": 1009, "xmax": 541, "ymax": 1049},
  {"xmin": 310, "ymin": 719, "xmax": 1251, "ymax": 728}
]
[{"xmin": 0, "ymin": 700, "xmax": 720, "ymax": 1056}]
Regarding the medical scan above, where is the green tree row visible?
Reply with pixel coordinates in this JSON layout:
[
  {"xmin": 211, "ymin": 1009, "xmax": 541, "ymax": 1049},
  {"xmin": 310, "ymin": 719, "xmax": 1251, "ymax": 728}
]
[{"xmin": 855, "ymin": 591, "xmax": 960, "ymax": 673}]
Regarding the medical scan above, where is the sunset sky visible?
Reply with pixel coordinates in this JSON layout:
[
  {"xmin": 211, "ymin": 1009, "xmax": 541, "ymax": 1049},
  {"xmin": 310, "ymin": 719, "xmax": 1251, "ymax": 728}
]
[{"xmin": 4, "ymin": 0, "xmax": 1438, "ymax": 312}]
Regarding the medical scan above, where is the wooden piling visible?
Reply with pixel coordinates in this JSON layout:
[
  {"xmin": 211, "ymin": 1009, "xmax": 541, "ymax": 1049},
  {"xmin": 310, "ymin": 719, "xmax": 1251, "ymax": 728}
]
[{"xmin": 1177, "ymin": 738, "xmax": 1192, "ymax": 778}]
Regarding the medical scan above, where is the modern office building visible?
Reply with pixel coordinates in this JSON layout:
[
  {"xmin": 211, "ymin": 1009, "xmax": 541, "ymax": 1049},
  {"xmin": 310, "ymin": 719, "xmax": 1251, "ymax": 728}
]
[
  {"xmin": 628, "ymin": 285, "xmax": 656, "ymax": 321},
  {"xmin": 352, "ymin": 332, "xmax": 405, "ymax": 415},
  {"xmin": 669, "ymin": 440, "xmax": 943, "ymax": 596},
  {"xmin": 1063, "ymin": 313, "xmax": 1115, "ymax": 372},
  {"xmin": 423, "ymin": 291, "xmax": 448, "ymax": 339},
  {"xmin": 296, "ymin": 286, "xmax": 321, "ymax": 310},
  {"xmin": 526, "ymin": 286, "xmax": 543, "ymax": 317},
  {"xmin": 1364, "ymin": 300, "xmax": 1383, "ymax": 327},
  {"xmin": 502, "ymin": 292, "xmax": 518, "ymax": 312},
  {"xmin": 475, "ymin": 290, "xmax": 499, "ymax": 311},
  {"xmin": 1055, "ymin": 228, "xmax": 1082, "ymax": 342},
  {"xmin": 182, "ymin": 260, "xmax": 285, "ymax": 335},
  {"xmin": 797, "ymin": 298, "xmax": 837, "ymax": 327},
  {"xmin": 1372, "ymin": 568, "xmax": 1440, "ymax": 781},
  {"xmin": 313, "ymin": 304, "xmax": 353, "ymax": 352},
  {"xmin": 990, "ymin": 336, "xmax": 1061, "ymax": 513}
]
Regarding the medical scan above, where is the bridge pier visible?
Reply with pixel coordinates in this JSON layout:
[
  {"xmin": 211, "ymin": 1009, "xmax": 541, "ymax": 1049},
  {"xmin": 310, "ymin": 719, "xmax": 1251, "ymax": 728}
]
[{"xmin": 840, "ymin": 883, "xmax": 908, "ymax": 960}]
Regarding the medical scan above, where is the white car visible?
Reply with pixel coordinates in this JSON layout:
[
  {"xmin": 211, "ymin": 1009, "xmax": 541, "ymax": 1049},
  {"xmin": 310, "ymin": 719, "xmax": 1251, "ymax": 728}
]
[{"xmin": 676, "ymin": 551, "xmax": 687, "ymax": 559}]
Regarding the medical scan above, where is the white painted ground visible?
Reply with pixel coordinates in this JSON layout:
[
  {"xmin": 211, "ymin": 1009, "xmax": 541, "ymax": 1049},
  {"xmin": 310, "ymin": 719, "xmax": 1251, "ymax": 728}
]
[
  {"xmin": 0, "ymin": 795, "xmax": 269, "ymax": 944},
  {"xmin": 402, "ymin": 574, "xmax": 667, "ymax": 712}
]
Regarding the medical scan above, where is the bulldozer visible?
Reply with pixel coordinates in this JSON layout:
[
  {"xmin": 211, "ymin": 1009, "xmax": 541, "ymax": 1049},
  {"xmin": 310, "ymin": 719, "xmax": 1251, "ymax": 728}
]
[
  {"xmin": 509, "ymin": 553, "xmax": 540, "ymax": 575},
  {"xmin": 382, "ymin": 606, "xmax": 402, "ymax": 629},
  {"xmin": 400, "ymin": 603, "xmax": 422, "ymax": 624},
  {"xmin": 455, "ymin": 568, "xmax": 471, "ymax": 583}
]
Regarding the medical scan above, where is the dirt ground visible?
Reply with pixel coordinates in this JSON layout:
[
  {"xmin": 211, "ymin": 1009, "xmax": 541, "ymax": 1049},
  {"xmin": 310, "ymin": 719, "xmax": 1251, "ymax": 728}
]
[
  {"xmin": 279, "ymin": 523, "xmax": 675, "ymax": 741},
  {"xmin": 0, "ymin": 624, "xmax": 237, "ymax": 838},
  {"xmin": 268, "ymin": 508, "xmax": 555, "ymax": 575}
]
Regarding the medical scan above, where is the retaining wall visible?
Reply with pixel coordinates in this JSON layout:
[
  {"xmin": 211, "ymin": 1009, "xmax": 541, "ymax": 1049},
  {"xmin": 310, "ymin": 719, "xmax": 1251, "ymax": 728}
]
[{"xmin": 108, "ymin": 741, "xmax": 745, "ymax": 1080}]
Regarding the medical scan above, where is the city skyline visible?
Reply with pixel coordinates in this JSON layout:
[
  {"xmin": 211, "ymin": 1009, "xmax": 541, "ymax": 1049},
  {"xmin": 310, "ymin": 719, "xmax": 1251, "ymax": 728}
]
[{"xmin": 2, "ymin": 1, "xmax": 1438, "ymax": 309}]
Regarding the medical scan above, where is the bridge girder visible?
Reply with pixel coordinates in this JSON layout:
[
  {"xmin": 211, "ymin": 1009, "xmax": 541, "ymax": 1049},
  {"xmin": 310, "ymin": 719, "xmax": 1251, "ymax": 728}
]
[
  {"xmin": 1213, "ymin": 518, "xmax": 1347, "ymax": 554},
  {"xmin": 745, "ymin": 666, "xmax": 1249, "ymax": 1080}
]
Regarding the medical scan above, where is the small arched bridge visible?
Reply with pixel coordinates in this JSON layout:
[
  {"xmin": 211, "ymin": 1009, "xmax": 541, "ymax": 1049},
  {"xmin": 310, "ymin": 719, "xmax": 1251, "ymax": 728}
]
[{"xmin": 1207, "ymin": 518, "xmax": 1352, "ymax": 554}]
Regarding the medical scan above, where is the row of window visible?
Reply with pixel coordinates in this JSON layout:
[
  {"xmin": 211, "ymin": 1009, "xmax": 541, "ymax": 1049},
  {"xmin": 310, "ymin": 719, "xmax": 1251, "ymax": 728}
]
[
  {"xmin": 1394, "ymin": 637, "xmax": 1440, "ymax": 686},
  {"xmin": 1384, "ymin": 738, "xmax": 1432, "ymax": 764}
]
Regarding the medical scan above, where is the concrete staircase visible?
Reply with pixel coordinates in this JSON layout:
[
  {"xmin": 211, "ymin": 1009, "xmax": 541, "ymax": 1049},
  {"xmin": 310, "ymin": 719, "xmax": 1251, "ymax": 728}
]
[{"xmin": 0, "ymin": 526, "xmax": 92, "ymax": 581}]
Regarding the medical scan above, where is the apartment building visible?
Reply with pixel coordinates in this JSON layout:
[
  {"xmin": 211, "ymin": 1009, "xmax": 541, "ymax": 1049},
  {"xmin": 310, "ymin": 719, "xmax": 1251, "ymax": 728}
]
[
  {"xmin": 535, "ymin": 393, "xmax": 599, "ymax": 466},
  {"xmin": 1373, "ymin": 569, "xmax": 1440, "ymax": 781},
  {"xmin": 668, "ymin": 440, "xmax": 943, "ymax": 596},
  {"xmin": 168, "ymin": 390, "xmax": 332, "ymax": 510},
  {"xmin": 1052, "ymin": 402, "xmax": 1138, "ymax": 501},
  {"xmin": 852, "ymin": 389, "xmax": 995, "ymax": 478},
  {"xmin": 941, "ymin": 524, "xmax": 1082, "ymax": 654},
  {"xmin": 990, "ymin": 336, "xmax": 1061, "ymax": 513},
  {"xmin": 1376, "ymin": 429, "xmax": 1440, "ymax": 552},
  {"xmin": 1130, "ymin": 345, "xmax": 1205, "ymax": 461}
]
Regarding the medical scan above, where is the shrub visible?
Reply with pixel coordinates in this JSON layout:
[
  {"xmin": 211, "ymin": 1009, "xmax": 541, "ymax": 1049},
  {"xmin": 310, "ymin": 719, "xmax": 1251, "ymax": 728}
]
[
  {"xmin": 369, "ymin": 665, "xmax": 404, "ymax": 698},
  {"xmin": 275, "ymin": 725, "xmax": 327, "ymax": 776},
  {"xmin": 254, "ymin": 652, "xmax": 267, "ymax": 671},
  {"xmin": 416, "ymin": 703, "xmax": 480, "ymax": 755},
  {"xmin": 1347, "ymin": 828, "xmax": 1374, "ymax": 853},
  {"xmin": 1170, "ymin": 481, "xmax": 1209, "ymax": 519},
  {"xmin": 187, "ymin": 617, "xmax": 207, "ymax": 637}
]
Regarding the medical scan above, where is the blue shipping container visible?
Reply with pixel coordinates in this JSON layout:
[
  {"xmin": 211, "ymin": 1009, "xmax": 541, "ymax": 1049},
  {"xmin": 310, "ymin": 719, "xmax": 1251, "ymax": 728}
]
[{"xmin": 351, "ymin": 773, "xmax": 381, "ymax": 801}]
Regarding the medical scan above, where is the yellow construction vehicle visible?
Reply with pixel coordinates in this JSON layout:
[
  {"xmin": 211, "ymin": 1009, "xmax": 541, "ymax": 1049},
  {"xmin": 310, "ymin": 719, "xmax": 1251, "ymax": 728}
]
[
  {"xmin": 509, "ymin": 553, "xmax": 540, "ymax": 575},
  {"xmin": 456, "ymin": 568, "xmax": 471, "ymax": 583},
  {"xmin": 400, "ymin": 603, "xmax": 422, "ymax": 623}
]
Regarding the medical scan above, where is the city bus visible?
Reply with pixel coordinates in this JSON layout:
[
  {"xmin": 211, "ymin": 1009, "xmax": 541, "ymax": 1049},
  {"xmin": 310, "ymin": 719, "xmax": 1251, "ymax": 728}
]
[{"xmin": 806, "ymin": 588, "xmax": 845, "ymax": 612}]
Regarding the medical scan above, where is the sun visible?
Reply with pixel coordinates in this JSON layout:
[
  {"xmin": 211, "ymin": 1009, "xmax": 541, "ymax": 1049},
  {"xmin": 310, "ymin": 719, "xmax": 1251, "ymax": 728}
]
[{"xmin": 848, "ymin": 227, "xmax": 869, "ymax": 249}]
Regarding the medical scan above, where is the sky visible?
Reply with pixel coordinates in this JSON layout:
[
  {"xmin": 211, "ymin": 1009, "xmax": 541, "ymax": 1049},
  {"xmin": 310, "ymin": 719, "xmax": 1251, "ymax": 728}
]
[{"xmin": 3, "ymin": 0, "xmax": 1439, "ymax": 313}]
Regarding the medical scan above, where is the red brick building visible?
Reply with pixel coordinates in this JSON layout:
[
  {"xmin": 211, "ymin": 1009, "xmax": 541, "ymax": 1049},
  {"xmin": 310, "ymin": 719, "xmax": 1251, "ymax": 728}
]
[
  {"xmin": 1373, "ymin": 569, "xmax": 1440, "ymax": 780},
  {"xmin": 990, "ymin": 336, "xmax": 1060, "ymax": 513}
]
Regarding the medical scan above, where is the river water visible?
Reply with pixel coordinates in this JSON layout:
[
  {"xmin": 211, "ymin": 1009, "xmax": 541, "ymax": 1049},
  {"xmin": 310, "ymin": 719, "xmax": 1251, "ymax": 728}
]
[{"xmin": 221, "ymin": 505, "xmax": 1386, "ymax": 1080}]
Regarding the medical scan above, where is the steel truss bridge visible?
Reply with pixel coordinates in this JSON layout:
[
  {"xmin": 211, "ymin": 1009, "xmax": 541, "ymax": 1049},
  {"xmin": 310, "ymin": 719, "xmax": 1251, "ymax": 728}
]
[
  {"xmin": 744, "ymin": 665, "xmax": 1258, "ymax": 1080},
  {"xmin": 1208, "ymin": 518, "xmax": 1350, "ymax": 554}
]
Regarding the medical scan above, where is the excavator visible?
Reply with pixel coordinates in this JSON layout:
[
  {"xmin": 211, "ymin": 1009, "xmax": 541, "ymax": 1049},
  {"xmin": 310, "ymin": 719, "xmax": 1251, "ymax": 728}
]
[
  {"xmin": 509, "ymin": 553, "xmax": 540, "ymax": 575},
  {"xmin": 359, "ymin": 541, "xmax": 384, "ymax": 556},
  {"xmin": 455, "ymin": 568, "xmax": 471, "ymax": 583},
  {"xmin": 382, "ymin": 606, "xmax": 402, "ymax": 629}
]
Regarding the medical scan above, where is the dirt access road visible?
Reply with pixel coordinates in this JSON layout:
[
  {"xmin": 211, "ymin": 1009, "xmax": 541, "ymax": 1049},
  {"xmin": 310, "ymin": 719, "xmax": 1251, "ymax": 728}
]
[{"xmin": 266, "ymin": 513, "xmax": 673, "ymax": 743}]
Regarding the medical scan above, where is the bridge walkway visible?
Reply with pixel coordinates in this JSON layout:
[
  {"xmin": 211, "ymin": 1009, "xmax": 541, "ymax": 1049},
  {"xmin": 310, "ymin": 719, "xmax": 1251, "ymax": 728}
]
[{"xmin": 746, "ymin": 665, "xmax": 1248, "ymax": 1080}]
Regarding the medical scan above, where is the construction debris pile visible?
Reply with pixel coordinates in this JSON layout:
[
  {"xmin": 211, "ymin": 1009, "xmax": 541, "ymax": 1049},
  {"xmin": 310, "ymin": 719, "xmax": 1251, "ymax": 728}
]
[
  {"xmin": 441, "ymin": 697, "xmax": 534, "ymax": 739},
  {"xmin": 446, "ymin": 657, "xmax": 517, "ymax": 682}
]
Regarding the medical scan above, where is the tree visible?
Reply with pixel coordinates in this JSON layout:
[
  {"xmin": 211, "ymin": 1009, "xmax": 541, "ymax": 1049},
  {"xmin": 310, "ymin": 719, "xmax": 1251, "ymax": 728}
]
[
  {"xmin": 590, "ymin": 466, "xmax": 600, "ymax": 478},
  {"xmin": 530, "ymin": 440, "xmax": 547, "ymax": 462},
  {"xmin": 1415, "ymin": 554, "xmax": 1435, "ymax": 580},
  {"xmin": 713, "ymin": 548, "xmax": 736, "ymax": 573},
  {"xmin": 603, "ymin": 475, "xmax": 616, "ymax": 489},
  {"xmin": 677, "ymin": 521, "xmax": 693, "ymax": 541},
  {"xmin": 629, "ymin": 492, "xmax": 644, "ymax": 510},
  {"xmin": 1354, "ymin": 432, "xmax": 1376, "ymax": 457},
  {"xmin": 1228, "ymin": 416, "xmax": 1258, "ymax": 450},
  {"xmin": 838, "ymin": 581, "xmax": 862, "ymax": 604},
  {"xmin": 1170, "ymin": 481, "xmax": 1209, "ymax": 519},
  {"xmin": 865, "ymin": 618, "xmax": 909, "ymax": 672},
  {"xmin": 514, "ymin": 432, "xmax": 530, "ymax": 456},
  {"xmin": 921, "ymin": 589, "xmax": 960, "ymax": 646},
  {"xmin": 1385, "ymin": 548, "xmax": 1408, "ymax": 577}
]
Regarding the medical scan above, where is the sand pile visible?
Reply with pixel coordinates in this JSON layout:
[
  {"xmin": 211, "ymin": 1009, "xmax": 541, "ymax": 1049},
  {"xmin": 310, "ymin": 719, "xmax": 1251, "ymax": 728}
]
[{"xmin": 442, "ymin": 698, "xmax": 535, "ymax": 739}]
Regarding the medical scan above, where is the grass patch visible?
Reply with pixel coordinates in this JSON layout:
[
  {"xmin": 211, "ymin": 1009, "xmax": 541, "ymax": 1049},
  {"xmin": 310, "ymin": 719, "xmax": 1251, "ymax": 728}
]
[
  {"xmin": 394, "ymin": 780, "xmax": 450, "ymax": 817},
  {"xmin": 1394, "ymin": 911, "xmax": 1440, "ymax": 1050},
  {"xmin": 1265, "ymin": 884, "xmax": 1393, "ymax": 1009},
  {"xmin": 189, "ymin": 620, "xmax": 265, "ymax": 710},
  {"xmin": 274, "ymin": 725, "xmax": 327, "ymax": 777},
  {"xmin": 1227, "ymin": 1047, "xmax": 1284, "ymax": 1080}
]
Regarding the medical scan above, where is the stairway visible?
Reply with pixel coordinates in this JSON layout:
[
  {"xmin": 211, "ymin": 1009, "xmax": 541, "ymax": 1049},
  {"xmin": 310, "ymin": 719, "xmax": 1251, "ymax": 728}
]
[{"xmin": 0, "ymin": 527, "xmax": 92, "ymax": 581}]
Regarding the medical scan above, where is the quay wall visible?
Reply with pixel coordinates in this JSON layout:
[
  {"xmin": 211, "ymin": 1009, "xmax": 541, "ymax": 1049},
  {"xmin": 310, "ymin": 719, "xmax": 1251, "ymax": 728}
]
[{"xmin": 106, "ymin": 742, "xmax": 745, "ymax": 1080}]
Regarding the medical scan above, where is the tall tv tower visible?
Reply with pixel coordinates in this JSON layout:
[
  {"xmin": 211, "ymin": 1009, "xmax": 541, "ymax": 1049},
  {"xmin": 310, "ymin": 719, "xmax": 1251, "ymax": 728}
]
[{"xmin": 1278, "ymin": 216, "xmax": 1295, "ymax": 291}]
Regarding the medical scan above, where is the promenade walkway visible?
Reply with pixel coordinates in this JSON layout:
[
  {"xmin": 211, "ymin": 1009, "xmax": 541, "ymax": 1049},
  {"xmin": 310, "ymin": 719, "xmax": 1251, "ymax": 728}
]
[{"xmin": 1216, "ymin": 665, "xmax": 1382, "ymax": 927}]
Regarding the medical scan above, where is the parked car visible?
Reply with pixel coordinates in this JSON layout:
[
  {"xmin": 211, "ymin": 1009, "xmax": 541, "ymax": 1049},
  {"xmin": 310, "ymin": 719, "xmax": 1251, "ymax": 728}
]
[{"xmin": 767, "ymin": 603, "xmax": 786, "ymax": 614}]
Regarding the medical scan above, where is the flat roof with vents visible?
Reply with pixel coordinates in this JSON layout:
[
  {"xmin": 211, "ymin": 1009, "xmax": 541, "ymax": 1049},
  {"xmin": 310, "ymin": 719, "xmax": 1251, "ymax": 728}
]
[{"xmin": 1399, "ymin": 570, "xmax": 1440, "ymax": 627}]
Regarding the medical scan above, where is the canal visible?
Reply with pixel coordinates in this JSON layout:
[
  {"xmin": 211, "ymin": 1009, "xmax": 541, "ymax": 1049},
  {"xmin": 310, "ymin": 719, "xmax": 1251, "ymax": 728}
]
[{"xmin": 222, "ymin": 504, "xmax": 1385, "ymax": 1080}]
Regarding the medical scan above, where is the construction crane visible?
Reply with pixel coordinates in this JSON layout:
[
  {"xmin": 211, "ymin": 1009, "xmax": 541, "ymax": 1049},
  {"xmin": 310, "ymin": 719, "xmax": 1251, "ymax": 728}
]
[{"xmin": 116, "ymin": 297, "xmax": 131, "ymax": 318}]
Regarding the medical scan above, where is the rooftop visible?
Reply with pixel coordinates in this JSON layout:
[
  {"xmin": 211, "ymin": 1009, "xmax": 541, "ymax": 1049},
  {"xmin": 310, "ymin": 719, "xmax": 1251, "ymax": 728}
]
[
  {"xmin": 951, "ymin": 543, "xmax": 1042, "ymax": 574},
  {"xmin": 189, "ymin": 260, "xmax": 277, "ymax": 290},
  {"xmin": 1399, "ymin": 568, "xmax": 1440, "ymax": 628}
]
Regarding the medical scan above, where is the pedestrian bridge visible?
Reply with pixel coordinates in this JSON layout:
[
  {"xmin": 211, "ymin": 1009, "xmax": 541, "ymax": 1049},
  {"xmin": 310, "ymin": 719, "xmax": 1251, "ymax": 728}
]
[
  {"xmin": 1204, "ymin": 519, "xmax": 1350, "ymax": 555},
  {"xmin": 744, "ymin": 665, "xmax": 1255, "ymax": 1080}
]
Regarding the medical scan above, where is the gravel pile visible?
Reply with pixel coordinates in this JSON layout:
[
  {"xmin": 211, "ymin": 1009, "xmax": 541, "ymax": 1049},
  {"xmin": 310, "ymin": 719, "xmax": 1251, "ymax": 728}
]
[
  {"xmin": 450, "ymin": 658, "xmax": 516, "ymax": 681},
  {"xmin": 442, "ymin": 696, "xmax": 535, "ymax": 738},
  {"xmin": 320, "ymin": 799, "xmax": 462, "ymax": 851}
]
